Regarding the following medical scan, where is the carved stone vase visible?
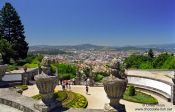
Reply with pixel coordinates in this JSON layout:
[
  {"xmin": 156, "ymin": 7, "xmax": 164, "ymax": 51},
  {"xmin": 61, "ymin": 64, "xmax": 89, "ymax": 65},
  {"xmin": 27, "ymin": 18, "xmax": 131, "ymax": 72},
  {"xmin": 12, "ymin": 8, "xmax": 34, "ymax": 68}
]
[
  {"xmin": 34, "ymin": 72, "xmax": 59, "ymax": 112},
  {"xmin": 103, "ymin": 61, "xmax": 128, "ymax": 111}
]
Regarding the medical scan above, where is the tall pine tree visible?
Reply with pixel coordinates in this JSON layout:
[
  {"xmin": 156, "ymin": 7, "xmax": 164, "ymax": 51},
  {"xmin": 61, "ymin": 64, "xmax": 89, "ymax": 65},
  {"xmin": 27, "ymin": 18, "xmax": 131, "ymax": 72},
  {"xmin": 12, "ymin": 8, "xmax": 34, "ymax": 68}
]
[
  {"xmin": 0, "ymin": 2, "xmax": 28, "ymax": 64},
  {"xmin": 148, "ymin": 49, "xmax": 154, "ymax": 59}
]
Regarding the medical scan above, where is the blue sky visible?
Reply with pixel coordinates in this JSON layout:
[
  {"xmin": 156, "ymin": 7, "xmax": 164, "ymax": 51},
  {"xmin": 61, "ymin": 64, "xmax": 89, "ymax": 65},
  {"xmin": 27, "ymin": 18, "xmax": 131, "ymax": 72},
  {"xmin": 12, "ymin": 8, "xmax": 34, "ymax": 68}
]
[{"xmin": 0, "ymin": 0, "xmax": 175, "ymax": 46}]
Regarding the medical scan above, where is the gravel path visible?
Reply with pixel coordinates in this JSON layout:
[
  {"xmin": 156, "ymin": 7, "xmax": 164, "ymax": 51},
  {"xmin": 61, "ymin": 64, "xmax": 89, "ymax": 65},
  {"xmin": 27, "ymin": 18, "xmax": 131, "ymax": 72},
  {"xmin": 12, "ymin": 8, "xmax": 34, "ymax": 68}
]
[{"xmin": 23, "ymin": 85, "xmax": 175, "ymax": 112}]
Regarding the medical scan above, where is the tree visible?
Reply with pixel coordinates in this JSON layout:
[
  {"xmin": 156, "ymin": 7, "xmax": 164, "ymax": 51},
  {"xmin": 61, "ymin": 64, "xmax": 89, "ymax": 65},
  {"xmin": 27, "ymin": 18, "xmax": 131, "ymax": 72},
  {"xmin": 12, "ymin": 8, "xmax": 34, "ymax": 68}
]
[
  {"xmin": 148, "ymin": 49, "xmax": 154, "ymax": 58},
  {"xmin": 83, "ymin": 67, "xmax": 91, "ymax": 77},
  {"xmin": 0, "ymin": 2, "xmax": 28, "ymax": 64},
  {"xmin": 152, "ymin": 53, "xmax": 170, "ymax": 69},
  {"xmin": 0, "ymin": 36, "xmax": 14, "ymax": 63}
]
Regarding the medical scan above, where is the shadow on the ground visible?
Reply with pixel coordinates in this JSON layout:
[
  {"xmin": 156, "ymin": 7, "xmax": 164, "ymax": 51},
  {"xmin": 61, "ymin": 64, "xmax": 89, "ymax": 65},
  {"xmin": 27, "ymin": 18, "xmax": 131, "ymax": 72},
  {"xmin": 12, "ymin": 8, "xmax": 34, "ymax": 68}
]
[
  {"xmin": 0, "ymin": 81, "xmax": 10, "ymax": 88},
  {"xmin": 51, "ymin": 106, "xmax": 71, "ymax": 112},
  {"xmin": 114, "ymin": 104, "xmax": 126, "ymax": 112}
]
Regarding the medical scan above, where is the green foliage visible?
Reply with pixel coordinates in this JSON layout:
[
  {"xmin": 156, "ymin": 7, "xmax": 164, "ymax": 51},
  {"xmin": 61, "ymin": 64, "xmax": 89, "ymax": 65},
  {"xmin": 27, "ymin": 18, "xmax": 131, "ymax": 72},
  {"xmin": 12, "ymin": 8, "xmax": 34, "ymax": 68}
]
[
  {"xmin": 24, "ymin": 63, "xmax": 38, "ymax": 68},
  {"xmin": 148, "ymin": 49, "xmax": 154, "ymax": 58},
  {"xmin": 15, "ymin": 85, "xmax": 28, "ymax": 94},
  {"xmin": 152, "ymin": 53, "xmax": 171, "ymax": 69},
  {"xmin": 94, "ymin": 72, "xmax": 109, "ymax": 82},
  {"xmin": 23, "ymin": 55, "xmax": 43, "ymax": 68},
  {"xmin": 125, "ymin": 52, "xmax": 175, "ymax": 69},
  {"xmin": 16, "ymin": 85, "xmax": 28, "ymax": 90},
  {"xmin": 83, "ymin": 67, "xmax": 91, "ymax": 77},
  {"xmin": 32, "ymin": 94, "xmax": 42, "ymax": 100},
  {"xmin": 54, "ymin": 91, "xmax": 67, "ymax": 102},
  {"xmin": 125, "ymin": 54, "xmax": 151, "ymax": 69},
  {"xmin": 0, "ymin": 2, "xmax": 28, "ymax": 64},
  {"xmin": 161, "ymin": 56, "xmax": 175, "ymax": 69},
  {"xmin": 60, "ymin": 73, "xmax": 72, "ymax": 80},
  {"xmin": 64, "ymin": 92, "xmax": 88, "ymax": 108},
  {"xmin": 128, "ymin": 85, "xmax": 136, "ymax": 96},
  {"xmin": 123, "ymin": 88, "xmax": 158, "ymax": 104},
  {"xmin": 95, "ymin": 74, "xmax": 104, "ymax": 82},
  {"xmin": 0, "ymin": 37, "xmax": 14, "ymax": 64},
  {"xmin": 51, "ymin": 63, "xmax": 76, "ymax": 79},
  {"xmin": 140, "ymin": 61, "xmax": 153, "ymax": 69},
  {"xmin": 7, "ymin": 64, "xmax": 18, "ymax": 71},
  {"xmin": 95, "ymin": 72, "xmax": 109, "ymax": 77},
  {"xmin": 32, "ymin": 91, "xmax": 88, "ymax": 108}
]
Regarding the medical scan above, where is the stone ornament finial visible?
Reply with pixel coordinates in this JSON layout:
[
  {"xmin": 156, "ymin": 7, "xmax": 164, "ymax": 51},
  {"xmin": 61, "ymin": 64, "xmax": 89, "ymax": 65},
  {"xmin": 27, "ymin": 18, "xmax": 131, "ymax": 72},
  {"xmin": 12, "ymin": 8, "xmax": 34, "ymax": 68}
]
[
  {"xmin": 109, "ymin": 59, "xmax": 126, "ymax": 79},
  {"xmin": 41, "ymin": 56, "xmax": 51, "ymax": 67}
]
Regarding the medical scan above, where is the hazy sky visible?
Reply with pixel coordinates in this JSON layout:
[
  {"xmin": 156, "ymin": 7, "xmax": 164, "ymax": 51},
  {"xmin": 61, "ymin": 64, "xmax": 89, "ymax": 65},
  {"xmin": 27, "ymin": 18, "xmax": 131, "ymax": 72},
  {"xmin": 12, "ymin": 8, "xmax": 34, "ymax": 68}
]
[{"xmin": 0, "ymin": 0, "xmax": 175, "ymax": 46}]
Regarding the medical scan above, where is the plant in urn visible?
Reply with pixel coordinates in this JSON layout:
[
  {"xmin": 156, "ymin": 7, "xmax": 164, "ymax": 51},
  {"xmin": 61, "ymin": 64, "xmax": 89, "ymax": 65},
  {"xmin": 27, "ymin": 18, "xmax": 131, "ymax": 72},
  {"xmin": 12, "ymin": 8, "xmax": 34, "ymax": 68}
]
[{"xmin": 103, "ymin": 59, "xmax": 128, "ymax": 112}]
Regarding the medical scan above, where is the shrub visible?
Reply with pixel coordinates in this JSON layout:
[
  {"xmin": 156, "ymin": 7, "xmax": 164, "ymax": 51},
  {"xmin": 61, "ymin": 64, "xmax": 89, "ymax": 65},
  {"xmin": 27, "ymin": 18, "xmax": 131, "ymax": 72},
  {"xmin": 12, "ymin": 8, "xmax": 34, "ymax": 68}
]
[
  {"xmin": 16, "ymin": 85, "xmax": 28, "ymax": 94},
  {"xmin": 24, "ymin": 63, "xmax": 38, "ymax": 68},
  {"xmin": 123, "ymin": 88, "xmax": 158, "ymax": 104},
  {"xmin": 32, "ymin": 94, "xmax": 42, "ymax": 100},
  {"xmin": 95, "ymin": 74, "xmax": 104, "ymax": 82},
  {"xmin": 54, "ymin": 91, "xmax": 67, "ymax": 102},
  {"xmin": 16, "ymin": 85, "xmax": 28, "ymax": 90},
  {"xmin": 32, "ymin": 91, "xmax": 88, "ymax": 108},
  {"xmin": 128, "ymin": 85, "xmax": 135, "ymax": 96},
  {"xmin": 7, "ymin": 64, "xmax": 18, "ymax": 71}
]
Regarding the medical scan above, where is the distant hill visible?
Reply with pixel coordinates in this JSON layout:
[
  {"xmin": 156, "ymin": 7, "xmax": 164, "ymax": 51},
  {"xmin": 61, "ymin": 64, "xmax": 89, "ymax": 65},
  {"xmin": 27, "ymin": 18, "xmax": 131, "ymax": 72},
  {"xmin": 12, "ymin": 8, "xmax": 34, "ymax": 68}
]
[
  {"xmin": 29, "ymin": 43, "xmax": 175, "ymax": 52},
  {"xmin": 138, "ymin": 43, "xmax": 175, "ymax": 49}
]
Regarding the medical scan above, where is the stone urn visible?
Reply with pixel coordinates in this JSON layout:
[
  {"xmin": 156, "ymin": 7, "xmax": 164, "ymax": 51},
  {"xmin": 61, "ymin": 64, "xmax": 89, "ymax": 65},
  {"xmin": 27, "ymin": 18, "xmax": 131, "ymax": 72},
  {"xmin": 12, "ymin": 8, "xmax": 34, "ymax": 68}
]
[
  {"xmin": 0, "ymin": 65, "xmax": 7, "ymax": 81},
  {"xmin": 34, "ymin": 72, "xmax": 59, "ymax": 112},
  {"xmin": 103, "ymin": 60, "xmax": 128, "ymax": 111}
]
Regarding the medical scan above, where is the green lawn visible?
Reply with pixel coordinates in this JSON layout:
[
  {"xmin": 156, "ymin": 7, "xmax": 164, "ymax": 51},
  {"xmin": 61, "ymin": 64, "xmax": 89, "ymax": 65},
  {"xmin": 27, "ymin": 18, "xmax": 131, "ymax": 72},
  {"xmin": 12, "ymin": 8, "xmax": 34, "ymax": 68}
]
[
  {"xmin": 15, "ymin": 85, "xmax": 28, "ymax": 94},
  {"xmin": 123, "ymin": 89, "xmax": 158, "ymax": 104},
  {"xmin": 32, "ymin": 91, "xmax": 88, "ymax": 108}
]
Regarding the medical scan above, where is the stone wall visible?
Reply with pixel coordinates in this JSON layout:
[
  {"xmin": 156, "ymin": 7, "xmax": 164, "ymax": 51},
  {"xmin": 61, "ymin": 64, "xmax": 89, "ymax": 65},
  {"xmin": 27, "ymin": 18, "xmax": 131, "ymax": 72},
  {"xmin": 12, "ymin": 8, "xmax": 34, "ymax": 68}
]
[
  {"xmin": 127, "ymin": 75, "xmax": 172, "ymax": 96},
  {"xmin": 0, "ymin": 88, "xmax": 39, "ymax": 112}
]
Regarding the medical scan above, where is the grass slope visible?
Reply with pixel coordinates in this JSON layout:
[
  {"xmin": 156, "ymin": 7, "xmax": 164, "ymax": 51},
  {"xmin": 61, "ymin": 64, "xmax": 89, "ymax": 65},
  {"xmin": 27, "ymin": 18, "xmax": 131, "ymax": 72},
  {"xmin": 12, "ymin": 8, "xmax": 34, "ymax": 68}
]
[{"xmin": 123, "ymin": 89, "xmax": 158, "ymax": 104}]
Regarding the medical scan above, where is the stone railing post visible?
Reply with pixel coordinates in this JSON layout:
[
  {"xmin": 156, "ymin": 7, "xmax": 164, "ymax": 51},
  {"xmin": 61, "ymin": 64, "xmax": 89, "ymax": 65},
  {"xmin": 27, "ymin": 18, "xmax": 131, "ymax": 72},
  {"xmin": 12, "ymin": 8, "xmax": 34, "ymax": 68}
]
[
  {"xmin": 0, "ymin": 65, "xmax": 7, "ymax": 81},
  {"xmin": 171, "ymin": 84, "xmax": 175, "ymax": 105},
  {"xmin": 22, "ymin": 72, "xmax": 29, "ymax": 85},
  {"xmin": 171, "ymin": 72, "xmax": 175, "ymax": 105}
]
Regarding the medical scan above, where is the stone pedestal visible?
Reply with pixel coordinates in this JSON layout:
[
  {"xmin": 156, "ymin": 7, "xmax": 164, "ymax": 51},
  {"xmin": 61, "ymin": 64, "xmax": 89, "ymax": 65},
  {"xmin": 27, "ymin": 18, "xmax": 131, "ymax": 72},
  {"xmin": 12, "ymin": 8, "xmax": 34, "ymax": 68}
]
[
  {"xmin": 34, "ymin": 72, "xmax": 59, "ymax": 112},
  {"xmin": 171, "ymin": 74, "xmax": 175, "ymax": 105},
  {"xmin": 22, "ymin": 72, "xmax": 29, "ymax": 85},
  {"xmin": 0, "ymin": 65, "xmax": 7, "ymax": 81},
  {"xmin": 171, "ymin": 85, "xmax": 175, "ymax": 105},
  {"xmin": 104, "ymin": 103, "xmax": 126, "ymax": 112}
]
